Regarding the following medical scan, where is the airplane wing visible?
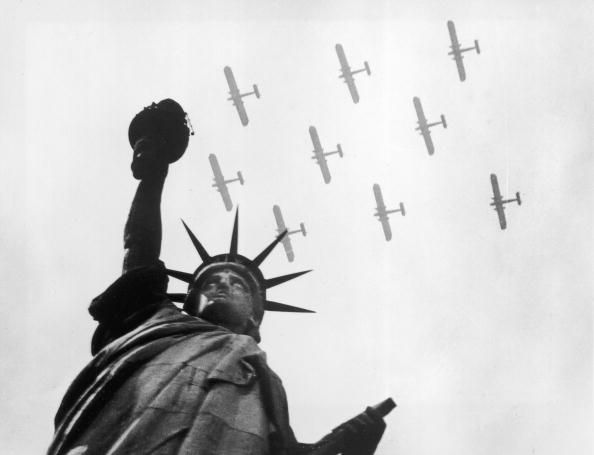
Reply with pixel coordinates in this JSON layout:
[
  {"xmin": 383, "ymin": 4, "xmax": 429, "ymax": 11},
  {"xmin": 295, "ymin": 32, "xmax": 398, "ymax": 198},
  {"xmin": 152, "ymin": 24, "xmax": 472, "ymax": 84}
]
[
  {"xmin": 336, "ymin": 44, "xmax": 359, "ymax": 103},
  {"xmin": 281, "ymin": 235, "xmax": 295, "ymax": 262},
  {"xmin": 224, "ymin": 66, "xmax": 249, "ymax": 125},
  {"xmin": 420, "ymin": 129, "xmax": 435, "ymax": 156},
  {"xmin": 209, "ymin": 154, "xmax": 233, "ymax": 211},
  {"xmin": 273, "ymin": 205, "xmax": 287, "ymax": 231},
  {"xmin": 494, "ymin": 204, "xmax": 507, "ymax": 230},
  {"xmin": 449, "ymin": 48, "xmax": 466, "ymax": 81},
  {"xmin": 335, "ymin": 44, "xmax": 350, "ymax": 72},
  {"xmin": 413, "ymin": 97, "xmax": 427, "ymax": 126},
  {"xmin": 234, "ymin": 101, "xmax": 249, "ymax": 126},
  {"xmin": 379, "ymin": 217, "xmax": 392, "ymax": 241},
  {"xmin": 344, "ymin": 74, "xmax": 360, "ymax": 104},
  {"xmin": 490, "ymin": 174, "xmax": 502, "ymax": 200},
  {"xmin": 447, "ymin": 21, "xmax": 461, "ymax": 49},
  {"xmin": 309, "ymin": 126, "xmax": 331, "ymax": 183},
  {"xmin": 309, "ymin": 126, "xmax": 323, "ymax": 156},
  {"xmin": 316, "ymin": 155, "xmax": 331, "ymax": 184},
  {"xmin": 490, "ymin": 174, "xmax": 507, "ymax": 229},
  {"xmin": 224, "ymin": 66, "xmax": 240, "ymax": 94},
  {"xmin": 447, "ymin": 21, "xmax": 466, "ymax": 81},
  {"xmin": 453, "ymin": 54, "xmax": 466, "ymax": 82},
  {"xmin": 373, "ymin": 183, "xmax": 386, "ymax": 212}
]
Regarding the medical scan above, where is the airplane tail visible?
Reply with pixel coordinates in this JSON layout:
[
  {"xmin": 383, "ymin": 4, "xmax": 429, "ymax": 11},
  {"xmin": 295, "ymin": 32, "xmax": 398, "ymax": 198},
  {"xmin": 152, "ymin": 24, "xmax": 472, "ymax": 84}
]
[
  {"xmin": 253, "ymin": 84, "xmax": 261, "ymax": 99},
  {"xmin": 299, "ymin": 223, "xmax": 307, "ymax": 236},
  {"xmin": 440, "ymin": 115, "xmax": 447, "ymax": 128},
  {"xmin": 399, "ymin": 202, "xmax": 406, "ymax": 216},
  {"xmin": 364, "ymin": 61, "xmax": 371, "ymax": 76},
  {"xmin": 237, "ymin": 171, "xmax": 244, "ymax": 185},
  {"xmin": 474, "ymin": 40, "xmax": 481, "ymax": 54},
  {"xmin": 515, "ymin": 192, "xmax": 521, "ymax": 205},
  {"xmin": 336, "ymin": 144, "xmax": 343, "ymax": 157}
]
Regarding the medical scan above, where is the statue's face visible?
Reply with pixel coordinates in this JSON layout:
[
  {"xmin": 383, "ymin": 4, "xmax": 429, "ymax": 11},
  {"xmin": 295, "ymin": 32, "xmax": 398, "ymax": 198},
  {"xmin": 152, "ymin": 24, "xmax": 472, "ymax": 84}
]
[{"xmin": 186, "ymin": 268, "xmax": 262, "ymax": 339}]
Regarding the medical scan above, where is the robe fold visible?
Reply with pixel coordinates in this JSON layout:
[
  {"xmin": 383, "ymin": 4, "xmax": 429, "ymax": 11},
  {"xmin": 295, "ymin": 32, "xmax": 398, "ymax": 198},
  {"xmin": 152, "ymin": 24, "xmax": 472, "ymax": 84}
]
[{"xmin": 48, "ymin": 264, "xmax": 298, "ymax": 455}]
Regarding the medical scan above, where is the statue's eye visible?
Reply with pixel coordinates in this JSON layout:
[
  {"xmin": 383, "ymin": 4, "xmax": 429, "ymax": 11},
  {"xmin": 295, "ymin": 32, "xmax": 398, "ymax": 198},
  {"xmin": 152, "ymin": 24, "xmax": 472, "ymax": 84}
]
[{"xmin": 230, "ymin": 278, "xmax": 247, "ymax": 290}]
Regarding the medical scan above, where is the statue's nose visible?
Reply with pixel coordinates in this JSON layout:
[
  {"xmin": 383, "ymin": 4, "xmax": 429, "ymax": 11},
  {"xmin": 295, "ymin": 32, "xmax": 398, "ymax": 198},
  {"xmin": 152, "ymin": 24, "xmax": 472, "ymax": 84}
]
[{"xmin": 218, "ymin": 276, "xmax": 232, "ymax": 289}]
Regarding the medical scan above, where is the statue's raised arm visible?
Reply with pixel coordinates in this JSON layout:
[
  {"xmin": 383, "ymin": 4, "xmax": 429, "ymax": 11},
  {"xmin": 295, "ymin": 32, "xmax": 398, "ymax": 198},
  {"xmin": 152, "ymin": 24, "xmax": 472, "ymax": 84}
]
[{"xmin": 122, "ymin": 99, "xmax": 192, "ymax": 273}]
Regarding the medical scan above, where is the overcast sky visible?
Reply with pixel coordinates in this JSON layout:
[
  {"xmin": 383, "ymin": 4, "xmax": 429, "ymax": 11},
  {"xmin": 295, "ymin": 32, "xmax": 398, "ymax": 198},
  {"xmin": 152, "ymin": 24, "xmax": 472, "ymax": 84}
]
[{"xmin": 0, "ymin": 1, "xmax": 592, "ymax": 454}]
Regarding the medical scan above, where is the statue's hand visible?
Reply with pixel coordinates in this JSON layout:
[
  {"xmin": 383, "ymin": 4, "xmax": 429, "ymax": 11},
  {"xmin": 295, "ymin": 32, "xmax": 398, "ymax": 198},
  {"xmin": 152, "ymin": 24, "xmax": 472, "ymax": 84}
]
[
  {"xmin": 131, "ymin": 136, "xmax": 169, "ymax": 180},
  {"xmin": 340, "ymin": 407, "xmax": 386, "ymax": 455},
  {"xmin": 298, "ymin": 407, "xmax": 387, "ymax": 455}
]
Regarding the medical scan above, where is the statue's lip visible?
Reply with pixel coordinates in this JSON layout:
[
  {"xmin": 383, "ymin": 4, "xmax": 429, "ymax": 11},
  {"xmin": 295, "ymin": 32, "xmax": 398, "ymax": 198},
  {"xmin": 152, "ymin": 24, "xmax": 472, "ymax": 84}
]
[{"xmin": 211, "ymin": 293, "xmax": 230, "ymax": 300}]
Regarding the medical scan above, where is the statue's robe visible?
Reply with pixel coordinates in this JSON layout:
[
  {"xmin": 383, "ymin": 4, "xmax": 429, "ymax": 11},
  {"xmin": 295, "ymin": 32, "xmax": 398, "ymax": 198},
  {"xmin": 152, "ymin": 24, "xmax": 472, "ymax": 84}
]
[{"xmin": 48, "ymin": 265, "xmax": 298, "ymax": 455}]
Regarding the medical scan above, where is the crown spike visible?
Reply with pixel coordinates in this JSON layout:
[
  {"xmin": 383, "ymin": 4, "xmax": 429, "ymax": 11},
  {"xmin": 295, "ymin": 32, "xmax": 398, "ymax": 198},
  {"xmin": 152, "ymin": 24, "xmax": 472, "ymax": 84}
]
[
  {"xmin": 181, "ymin": 219, "xmax": 210, "ymax": 262},
  {"xmin": 264, "ymin": 300, "xmax": 315, "ymax": 313},
  {"xmin": 165, "ymin": 268, "xmax": 194, "ymax": 283},
  {"xmin": 253, "ymin": 230, "xmax": 288, "ymax": 266},
  {"xmin": 265, "ymin": 270, "xmax": 312, "ymax": 289},
  {"xmin": 229, "ymin": 208, "xmax": 239, "ymax": 256}
]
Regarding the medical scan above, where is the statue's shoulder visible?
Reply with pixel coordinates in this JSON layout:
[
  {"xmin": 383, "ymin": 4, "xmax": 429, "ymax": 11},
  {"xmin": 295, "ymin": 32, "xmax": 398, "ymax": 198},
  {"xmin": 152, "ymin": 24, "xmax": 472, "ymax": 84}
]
[
  {"xmin": 88, "ymin": 263, "xmax": 172, "ymax": 354},
  {"xmin": 89, "ymin": 262, "xmax": 169, "ymax": 324}
]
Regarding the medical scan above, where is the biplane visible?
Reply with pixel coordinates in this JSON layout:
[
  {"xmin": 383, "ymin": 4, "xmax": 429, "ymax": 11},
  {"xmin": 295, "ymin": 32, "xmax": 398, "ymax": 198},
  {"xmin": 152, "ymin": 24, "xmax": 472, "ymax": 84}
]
[
  {"xmin": 490, "ymin": 174, "xmax": 521, "ymax": 230},
  {"xmin": 209, "ymin": 153, "xmax": 244, "ymax": 212},
  {"xmin": 224, "ymin": 66, "xmax": 260, "ymax": 126},
  {"xmin": 335, "ymin": 43, "xmax": 370, "ymax": 104},
  {"xmin": 413, "ymin": 96, "xmax": 447, "ymax": 156},
  {"xmin": 273, "ymin": 205, "xmax": 306, "ymax": 262},
  {"xmin": 309, "ymin": 126, "xmax": 343, "ymax": 184},
  {"xmin": 373, "ymin": 183, "xmax": 405, "ymax": 241},
  {"xmin": 447, "ymin": 20, "xmax": 480, "ymax": 82}
]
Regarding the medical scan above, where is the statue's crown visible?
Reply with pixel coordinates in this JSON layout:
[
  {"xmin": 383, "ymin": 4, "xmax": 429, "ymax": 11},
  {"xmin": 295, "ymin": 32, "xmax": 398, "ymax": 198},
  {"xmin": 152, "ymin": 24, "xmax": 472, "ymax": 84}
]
[{"xmin": 166, "ymin": 210, "xmax": 314, "ymax": 313}]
